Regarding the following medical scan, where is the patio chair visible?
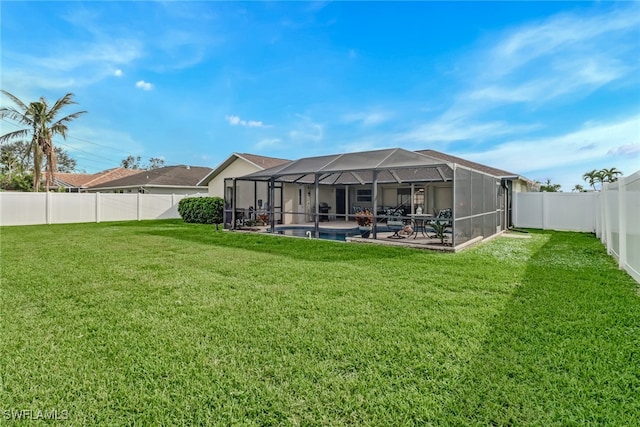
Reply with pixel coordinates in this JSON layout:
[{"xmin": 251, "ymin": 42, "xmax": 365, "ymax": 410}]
[
  {"xmin": 386, "ymin": 213, "xmax": 405, "ymax": 239},
  {"xmin": 234, "ymin": 209, "xmax": 246, "ymax": 227}
]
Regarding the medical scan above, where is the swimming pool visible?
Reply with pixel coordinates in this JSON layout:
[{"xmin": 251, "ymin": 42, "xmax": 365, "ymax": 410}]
[{"xmin": 273, "ymin": 226, "xmax": 360, "ymax": 241}]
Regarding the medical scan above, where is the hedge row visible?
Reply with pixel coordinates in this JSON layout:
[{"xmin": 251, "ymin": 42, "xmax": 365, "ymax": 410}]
[{"xmin": 178, "ymin": 197, "xmax": 224, "ymax": 226}]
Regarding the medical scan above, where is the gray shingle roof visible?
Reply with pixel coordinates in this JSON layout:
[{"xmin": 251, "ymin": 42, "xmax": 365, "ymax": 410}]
[
  {"xmin": 415, "ymin": 149, "xmax": 517, "ymax": 177},
  {"xmin": 53, "ymin": 168, "xmax": 141, "ymax": 188},
  {"xmin": 87, "ymin": 165, "xmax": 212, "ymax": 189}
]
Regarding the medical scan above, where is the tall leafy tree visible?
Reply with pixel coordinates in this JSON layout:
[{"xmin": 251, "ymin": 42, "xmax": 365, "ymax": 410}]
[
  {"xmin": 539, "ymin": 178, "xmax": 561, "ymax": 192},
  {"xmin": 0, "ymin": 90, "xmax": 86, "ymax": 191},
  {"xmin": 582, "ymin": 169, "xmax": 604, "ymax": 191},
  {"xmin": 147, "ymin": 157, "xmax": 165, "ymax": 170},
  {"xmin": 582, "ymin": 168, "xmax": 623, "ymax": 190},
  {"xmin": 0, "ymin": 141, "xmax": 32, "ymax": 191},
  {"xmin": 601, "ymin": 167, "xmax": 623, "ymax": 183},
  {"xmin": 0, "ymin": 140, "xmax": 77, "ymax": 174},
  {"xmin": 121, "ymin": 155, "xmax": 165, "ymax": 170},
  {"xmin": 121, "ymin": 155, "xmax": 142, "ymax": 169}
]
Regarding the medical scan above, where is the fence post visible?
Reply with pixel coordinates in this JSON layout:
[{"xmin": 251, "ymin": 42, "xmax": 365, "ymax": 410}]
[
  {"xmin": 96, "ymin": 192, "xmax": 101, "ymax": 223},
  {"xmin": 137, "ymin": 192, "xmax": 142, "ymax": 221},
  {"xmin": 541, "ymin": 192, "xmax": 547, "ymax": 230},
  {"xmin": 594, "ymin": 192, "xmax": 601, "ymax": 238},
  {"xmin": 618, "ymin": 177, "xmax": 627, "ymax": 270},
  {"xmin": 46, "ymin": 191, "xmax": 52, "ymax": 225}
]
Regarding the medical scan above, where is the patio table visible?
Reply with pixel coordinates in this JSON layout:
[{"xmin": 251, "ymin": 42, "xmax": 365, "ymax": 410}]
[{"xmin": 409, "ymin": 214, "xmax": 433, "ymax": 239}]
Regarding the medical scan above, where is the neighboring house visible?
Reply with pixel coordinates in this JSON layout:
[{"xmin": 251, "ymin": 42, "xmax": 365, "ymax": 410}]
[
  {"xmin": 219, "ymin": 147, "xmax": 537, "ymax": 246},
  {"xmin": 82, "ymin": 165, "xmax": 212, "ymax": 194},
  {"xmin": 51, "ymin": 168, "xmax": 141, "ymax": 192},
  {"xmin": 199, "ymin": 153, "xmax": 291, "ymax": 198}
]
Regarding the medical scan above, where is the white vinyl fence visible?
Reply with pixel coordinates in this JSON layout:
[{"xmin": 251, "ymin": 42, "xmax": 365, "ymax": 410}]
[
  {"xmin": 597, "ymin": 171, "xmax": 640, "ymax": 284},
  {"xmin": 514, "ymin": 170, "xmax": 640, "ymax": 283},
  {"xmin": 0, "ymin": 192, "xmax": 207, "ymax": 226},
  {"xmin": 513, "ymin": 191, "xmax": 599, "ymax": 232}
]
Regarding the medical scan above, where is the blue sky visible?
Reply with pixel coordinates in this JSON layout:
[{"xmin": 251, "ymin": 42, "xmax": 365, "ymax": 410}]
[{"xmin": 1, "ymin": 1, "xmax": 639, "ymax": 190}]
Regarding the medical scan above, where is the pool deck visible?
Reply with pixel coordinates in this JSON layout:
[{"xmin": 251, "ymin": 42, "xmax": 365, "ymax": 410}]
[
  {"xmin": 272, "ymin": 221, "xmax": 475, "ymax": 252},
  {"xmin": 234, "ymin": 220, "xmax": 490, "ymax": 252}
]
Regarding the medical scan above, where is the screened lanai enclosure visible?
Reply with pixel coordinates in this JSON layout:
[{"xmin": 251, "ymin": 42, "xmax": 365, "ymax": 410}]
[{"xmin": 223, "ymin": 148, "xmax": 511, "ymax": 248}]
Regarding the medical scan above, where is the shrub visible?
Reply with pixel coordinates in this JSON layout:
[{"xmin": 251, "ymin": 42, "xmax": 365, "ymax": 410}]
[{"xmin": 178, "ymin": 197, "xmax": 224, "ymax": 228}]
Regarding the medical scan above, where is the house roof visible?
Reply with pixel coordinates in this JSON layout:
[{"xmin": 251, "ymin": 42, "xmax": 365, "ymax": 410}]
[
  {"xmin": 236, "ymin": 148, "xmax": 532, "ymax": 186},
  {"xmin": 198, "ymin": 152, "xmax": 291, "ymax": 185},
  {"xmin": 53, "ymin": 168, "xmax": 141, "ymax": 188},
  {"xmin": 87, "ymin": 165, "xmax": 213, "ymax": 189},
  {"xmin": 240, "ymin": 148, "xmax": 454, "ymax": 184},
  {"xmin": 416, "ymin": 149, "xmax": 516, "ymax": 177},
  {"xmin": 238, "ymin": 153, "xmax": 291, "ymax": 169}
]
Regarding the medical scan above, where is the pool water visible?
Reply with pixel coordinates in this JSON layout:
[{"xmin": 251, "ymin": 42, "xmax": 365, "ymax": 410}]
[{"xmin": 275, "ymin": 227, "xmax": 360, "ymax": 241}]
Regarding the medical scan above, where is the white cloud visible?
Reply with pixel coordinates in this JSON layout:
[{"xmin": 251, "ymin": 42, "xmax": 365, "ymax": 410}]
[
  {"xmin": 225, "ymin": 115, "xmax": 266, "ymax": 128},
  {"xmin": 396, "ymin": 119, "xmax": 540, "ymax": 145},
  {"xmin": 486, "ymin": 8, "xmax": 639, "ymax": 79},
  {"xmin": 607, "ymin": 144, "xmax": 640, "ymax": 157},
  {"xmin": 254, "ymin": 138, "xmax": 282, "ymax": 149},
  {"xmin": 35, "ymin": 40, "xmax": 143, "ymax": 72},
  {"xmin": 289, "ymin": 114, "xmax": 323, "ymax": 142},
  {"xmin": 2, "ymin": 37, "xmax": 142, "ymax": 90},
  {"xmin": 459, "ymin": 116, "xmax": 640, "ymax": 182},
  {"xmin": 393, "ymin": 4, "xmax": 639, "ymax": 155},
  {"xmin": 226, "ymin": 115, "xmax": 241, "ymax": 125},
  {"xmin": 114, "ymin": 69, "xmax": 123, "ymax": 77},
  {"xmin": 135, "ymin": 80, "xmax": 153, "ymax": 91},
  {"xmin": 341, "ymin": 110, "xmax": 391, "ymax": 126}
]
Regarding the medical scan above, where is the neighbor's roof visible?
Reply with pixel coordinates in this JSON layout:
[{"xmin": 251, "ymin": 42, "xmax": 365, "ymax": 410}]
[
  {"xmin": 53, "ymin": 168, "xmax": 141, "ymax": 188},
  {"xmin": 87, "ymin": 165, "xmax": 213, "ymax": 189}
]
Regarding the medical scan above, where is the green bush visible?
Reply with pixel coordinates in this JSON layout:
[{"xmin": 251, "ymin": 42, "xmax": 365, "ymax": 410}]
[{"xmin": 178, "ymin": 197, "xmax": 224, "ymax": 227}]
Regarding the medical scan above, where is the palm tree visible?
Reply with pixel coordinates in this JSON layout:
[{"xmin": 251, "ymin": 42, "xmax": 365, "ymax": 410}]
[
  {"xmin": 582, "ymin": 169, "xmax": 604, "ymax": 191},
  {"xmin": 0, "ymin": 90, "xmax": 86, "ymax": 191},
  {"xmin": 572, "ymin": 184, "xmax": 584, "ymax": 192},
  {"xmin": 601, "ymin": 167, "xmax": 623, "ymax": 183}
]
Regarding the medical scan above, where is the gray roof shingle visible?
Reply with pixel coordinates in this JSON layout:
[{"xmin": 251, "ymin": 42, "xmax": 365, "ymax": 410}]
[{"xmin": 87, "ymin": 165, "xmax": 212, "ymax": 189}]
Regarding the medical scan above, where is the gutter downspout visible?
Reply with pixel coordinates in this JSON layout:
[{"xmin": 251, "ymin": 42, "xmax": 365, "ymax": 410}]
[
  {"xmin": 314, "ymin": 174, "xmax": 320, "ymax": 238},
  {"xmin": 269, "ymin": 177, "xmax": 276, "ymax": 233},
  {"xmin": 372, "ymin": 170, "xmax": 379, "ymax": 239},
  {"xmin": 232, "ymin": 178, "xmax": 237, "ymax": 229}
]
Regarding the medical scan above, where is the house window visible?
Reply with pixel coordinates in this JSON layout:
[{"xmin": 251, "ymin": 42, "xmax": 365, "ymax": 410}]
[
  {"xmin": 397, "ymin": 188, "xmax": 411, "ymax": 207},
  {"xmin": 414, "ymin": 188, "xmax": 425, "ymax": 206},
  {"xmin": 356, "ymin": 188, "xmax": 372, "ymax": 202}
]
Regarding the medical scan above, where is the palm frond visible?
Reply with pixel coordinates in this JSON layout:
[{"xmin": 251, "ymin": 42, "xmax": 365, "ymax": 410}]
[
  {"xmin": 0, "ymin": 129, "xmax": 31, "ymax": 144},
  {"xmin": 1, "ymin": 90, "xmax": 29, "ymax": 112}
]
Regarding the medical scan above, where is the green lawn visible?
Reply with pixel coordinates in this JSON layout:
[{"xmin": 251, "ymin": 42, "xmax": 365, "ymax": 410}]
[{"xmin": 1, "ymin": 220, "xmax": 638, "ymax": 425}]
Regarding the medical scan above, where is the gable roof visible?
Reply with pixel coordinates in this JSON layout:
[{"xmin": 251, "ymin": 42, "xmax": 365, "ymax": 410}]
[
  {"xmin": 241, "ymin": 148, "xmax": 455, "ymax": 185},
  {"xmin": 87, "ymin": 165, "xmax": 212, "ymax": 189},
  {"xmin": 243, "ymin": 148, "xmax": 450, "ymax": 179},
  {"xmin": 199, "ymin": 152, "xmax": 291, "ymax": 185},
  {"xmin": 238, "ymin": 153, "xmax": 291, "ymax": 169},
  {"xmin": 415, "ymin": 149, "xmax": 516, "ymax": 177},
  {"xmin": 53, "ymin": 168, "xmax": 141, "ymax": 188},
  {"xmin": 237, "ymin": 147, "xmax": 537, "ymax": 186}
]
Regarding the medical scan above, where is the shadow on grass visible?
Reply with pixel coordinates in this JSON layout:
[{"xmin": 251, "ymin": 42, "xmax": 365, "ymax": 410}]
[
  {"xmin": 441, "ymin": 231, "xmax": 640, "ymax": 425},
  {"xmin": 135, "ymin": 220, "xmax": 431, "ymax": 263}
]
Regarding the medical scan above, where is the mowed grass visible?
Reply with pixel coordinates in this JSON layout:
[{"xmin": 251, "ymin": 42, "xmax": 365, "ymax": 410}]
[{"xmin": 1, "ymin": 220, "xmax": 638, "ymax": 426}]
